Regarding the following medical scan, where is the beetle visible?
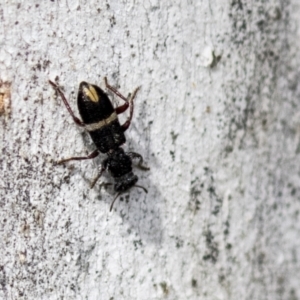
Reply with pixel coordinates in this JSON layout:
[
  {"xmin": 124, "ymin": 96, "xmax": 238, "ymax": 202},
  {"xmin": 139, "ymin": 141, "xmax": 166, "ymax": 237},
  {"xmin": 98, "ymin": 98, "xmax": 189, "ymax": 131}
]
[{"xmin": 49, "ymin": 77, "xmax": 149, "ymax": 211}]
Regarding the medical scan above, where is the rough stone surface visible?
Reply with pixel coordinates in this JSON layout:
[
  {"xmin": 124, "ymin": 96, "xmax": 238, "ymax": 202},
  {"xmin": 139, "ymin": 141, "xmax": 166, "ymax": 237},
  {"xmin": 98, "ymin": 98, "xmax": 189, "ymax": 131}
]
[{"xmin": 1, "ymin": 1, "xmax": 300, "ymax": 299}]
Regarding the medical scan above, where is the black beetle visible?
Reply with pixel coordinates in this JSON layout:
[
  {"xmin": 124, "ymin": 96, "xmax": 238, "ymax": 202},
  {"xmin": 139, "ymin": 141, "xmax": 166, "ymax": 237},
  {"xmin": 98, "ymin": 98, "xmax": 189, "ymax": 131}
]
[{"xmin": 49, "ymin": 78, "xmax": 149, "ymax": 211}]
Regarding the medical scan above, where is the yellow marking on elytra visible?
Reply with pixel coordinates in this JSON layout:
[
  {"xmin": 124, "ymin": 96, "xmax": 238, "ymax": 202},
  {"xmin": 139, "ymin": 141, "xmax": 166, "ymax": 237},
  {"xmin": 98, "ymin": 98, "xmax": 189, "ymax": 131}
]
[
  {"xmin": 85, "ymin": 112, "xmax": 118, "ymax": 131},
  {"xmin": 84, "ymin": 85, "xmax": 99, "ymax": 102}
]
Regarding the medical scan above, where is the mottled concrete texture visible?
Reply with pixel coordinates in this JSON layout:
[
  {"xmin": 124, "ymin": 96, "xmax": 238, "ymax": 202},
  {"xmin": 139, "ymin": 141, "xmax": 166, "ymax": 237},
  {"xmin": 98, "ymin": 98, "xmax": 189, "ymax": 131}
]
[{"xmin": 1, "ymin": 1, "xmax": 300, "ymax": 299}]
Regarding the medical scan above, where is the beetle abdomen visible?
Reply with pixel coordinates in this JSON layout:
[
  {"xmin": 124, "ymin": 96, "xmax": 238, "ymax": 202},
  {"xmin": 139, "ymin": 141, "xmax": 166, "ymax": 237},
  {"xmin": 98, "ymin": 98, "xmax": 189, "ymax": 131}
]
[{"xmin": 77, "ymin": 81, "xmax": 126, "ymax": 152}]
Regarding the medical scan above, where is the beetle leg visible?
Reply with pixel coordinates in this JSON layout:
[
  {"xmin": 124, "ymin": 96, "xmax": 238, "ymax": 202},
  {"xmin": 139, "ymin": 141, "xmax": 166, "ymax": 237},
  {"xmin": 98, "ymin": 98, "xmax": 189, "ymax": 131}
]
[
  {"xmin": 120, "ymin": 87, "xmax": 140, "ymax": 131},
  {"xmin": 104, "ymin": 77, "xmax": 140, "ymax": 131},
  {"xmin": 49, "ymin": 80, "xmax": 84, "ymax": 127},
  {"xmin": 104, "ymin": 77, "xmax": 129, "ymax": 102},
  {"xmin": 57, "ymin": 149, "xmax": 99, "ymax": 165},
  {"xmin": 127, "ymin": 152, "xmax": 150, "ymax": 170},
  {"xmin": 105, "ymin": 77, "xmax": 129, "ymax": 114},
  {"xmin": 90, "ymin": 158, "xmax": 109, "ymax": 188},
  {"xmin": 99, "ymin": 182, "xmax": 113, "ymax": 189}
]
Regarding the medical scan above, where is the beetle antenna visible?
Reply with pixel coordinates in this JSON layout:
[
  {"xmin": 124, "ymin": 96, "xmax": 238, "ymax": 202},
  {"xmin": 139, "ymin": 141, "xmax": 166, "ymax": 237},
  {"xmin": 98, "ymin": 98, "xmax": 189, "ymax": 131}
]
[
  {"xmin": 109, "ymin": 186, "xmax": 148, "ymax": 211},
  {"xmin": 134, "ymin": 185, "xmax": 148, "ymax": 193},
  {"xmin": 110, "ymin": 192, "xmax": 121, "ymax": 212}
]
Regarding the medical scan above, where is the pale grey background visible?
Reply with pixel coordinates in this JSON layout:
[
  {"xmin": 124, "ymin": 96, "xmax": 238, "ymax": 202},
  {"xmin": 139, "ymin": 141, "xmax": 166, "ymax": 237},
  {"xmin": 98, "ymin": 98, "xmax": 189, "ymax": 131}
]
[{"xmin": 1, "ymin": 1, "xmax": 300, "ymax": 299}]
